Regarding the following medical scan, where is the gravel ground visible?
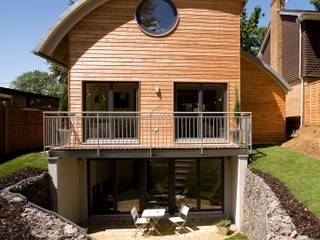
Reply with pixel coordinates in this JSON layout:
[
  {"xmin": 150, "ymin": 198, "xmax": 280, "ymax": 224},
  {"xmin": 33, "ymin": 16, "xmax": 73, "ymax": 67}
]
[{"xmin": 252, "ymin": 168, "xmax": 320, "ymax": 238}]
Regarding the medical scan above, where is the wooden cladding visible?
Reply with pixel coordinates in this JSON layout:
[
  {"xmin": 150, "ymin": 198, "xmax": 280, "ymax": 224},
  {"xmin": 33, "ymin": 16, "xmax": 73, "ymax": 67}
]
[
  {"xmin": 68, "ymin": 0, "xmax": 241, "ymax": 114},
  {"xmin": 241, "ymin": 55, "xmax": 286, "ymax": 144},
  {"xmin": 305, "ymin": 78, "xmax": 320, "ymax": 126}
]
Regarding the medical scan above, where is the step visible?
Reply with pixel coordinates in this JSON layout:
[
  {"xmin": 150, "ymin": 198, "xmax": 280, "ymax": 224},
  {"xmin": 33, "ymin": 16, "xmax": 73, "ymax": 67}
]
[
  {"xmin": 175, "ymin": 176, "xmax": 187, "ymax": 181},
  {"xmin": 175, "ymin": 163, "xmax": 192, "ymax": 168},
  {"xmin": 175, "ymin": 170, "xmax": 190, "ymax": 174}
]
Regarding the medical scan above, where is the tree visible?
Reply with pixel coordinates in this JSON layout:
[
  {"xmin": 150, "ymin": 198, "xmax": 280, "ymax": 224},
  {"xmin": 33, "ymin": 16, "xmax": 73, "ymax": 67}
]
[
  {"xmin": 48, "ymin": 63, "xmax": 68, "ymax": 111},
  {"xmin": 241, "ymin": 6, "xmax": 266, "ymax": 55},
  {"xmin": 11, "ymin": 71, "xmax": 62, "ymax": 97},
  {"xmin": 311, "ymin": 0, "xmax": 320, "ymax": 11}
]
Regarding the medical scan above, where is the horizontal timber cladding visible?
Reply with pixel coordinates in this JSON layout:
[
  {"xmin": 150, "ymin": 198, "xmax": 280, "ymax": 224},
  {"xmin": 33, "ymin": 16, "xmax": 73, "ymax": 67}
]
[
  {"xmin": 68, "ymin": 0, "xmax": 241, "ymax": 113},
  {"xmin": 241, "ymin": 55, "xmax": 286, "ymax": 144},
  {"xmin": 304, "ymin": 77, "xmax": 320, "ymax": 126}
]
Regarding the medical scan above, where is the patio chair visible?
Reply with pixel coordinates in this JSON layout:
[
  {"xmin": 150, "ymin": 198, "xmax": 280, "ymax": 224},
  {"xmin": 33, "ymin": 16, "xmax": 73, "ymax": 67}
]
[
  {"xmin": 175, "ymin": 187, "xmax": 189, "ymax": 207},
  {"xmin": 131, "ymin": 206, "xmax": 150, "ymax": 237},
  {"xmin": 168, "ymin": 205, "xmax": 190, "ymax": 235}
]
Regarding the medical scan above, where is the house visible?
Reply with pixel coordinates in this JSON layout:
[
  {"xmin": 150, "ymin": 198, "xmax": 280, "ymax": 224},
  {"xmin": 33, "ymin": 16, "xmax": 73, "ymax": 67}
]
[
  {"xmin": 0, "ymin": 87, "xmax": 59, "ymax": 156},
  {"xmin": 34, "ymin": 0, "xmax": 290, "ymax": 229},
  {"xmin": 259, "ymin": 0, "xmax": 320, "ymax": 131}
]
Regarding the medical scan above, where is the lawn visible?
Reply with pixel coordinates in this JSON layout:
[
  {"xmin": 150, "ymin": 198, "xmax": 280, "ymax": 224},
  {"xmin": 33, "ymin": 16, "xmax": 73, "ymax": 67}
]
[
  {"xmin": 251, "ymin": 145, "xmax": 320, "ymax": 219},
  {"xmin": 226, "ymin": 234, "xmax": 248, "ymax": 240},
  {"xmin": 0, "ymin": 152, "xmax": 47, "ymax": 177}
]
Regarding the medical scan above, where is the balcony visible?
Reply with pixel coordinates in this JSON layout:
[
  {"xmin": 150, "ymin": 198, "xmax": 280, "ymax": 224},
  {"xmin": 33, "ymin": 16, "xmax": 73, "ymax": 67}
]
[{"xmin": 44, "ymin": 112, "xmax": 252, "ymax": 153}]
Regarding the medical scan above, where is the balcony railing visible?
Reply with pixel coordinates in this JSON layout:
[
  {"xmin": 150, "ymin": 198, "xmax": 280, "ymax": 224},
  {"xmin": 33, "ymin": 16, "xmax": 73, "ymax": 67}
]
[{"xmin": 44, "ymin": 112, "xmax": 252, "ymax": 153}]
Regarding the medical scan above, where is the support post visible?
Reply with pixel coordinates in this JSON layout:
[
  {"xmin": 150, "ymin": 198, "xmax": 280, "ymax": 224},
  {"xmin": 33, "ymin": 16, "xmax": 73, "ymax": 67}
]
[{"xmin": 235, "ymin": 154, "xmax": 248, "ymax": 229}]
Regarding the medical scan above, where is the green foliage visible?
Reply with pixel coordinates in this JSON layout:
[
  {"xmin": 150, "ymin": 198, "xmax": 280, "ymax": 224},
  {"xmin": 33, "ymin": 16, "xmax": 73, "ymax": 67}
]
[
  {"xmin": 0, "ymin": 152, "xmax": 47, "ymax": 177},
  {"xmin": 48, "ymin": 63, "xmax": 68, "ymax": 111},
  {"xmin": 11, "ymin": 71, "xmax": 61, "ymax": 97},
  {"xmin": 311, "ymin": 0, "xmax": 320, "ymax": 11},
  {"xmin": 217, "ymin": 218, "xmax": 232, "ymax": 228},
  {"xmin": 251, "ymin": 146, "xmax": 320, "ymax": 219},
  {"xmin": 11, "ymin": 62, "xmax": 68, "ymax": 111},
  {"xmin": 241, "ymin": 6, "xmax": 266, "ymax": 55},
  {"xmin": 233, "ymin": 86, "xmax": 240, "ymax": 112}
]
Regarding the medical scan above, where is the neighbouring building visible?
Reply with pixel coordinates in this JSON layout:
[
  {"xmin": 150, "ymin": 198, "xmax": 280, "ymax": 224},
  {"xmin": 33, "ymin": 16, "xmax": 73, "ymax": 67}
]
[
  {"xmin": 0, "ymin": 87, "xmax": 59, "ymax": 156},
  {"xmin": 259, "ymin": 0, "xmax": 320, "ymax": 132},
  {"xmin": 34, "ymin": 0, "xmax": 290, "ymax": 229}
]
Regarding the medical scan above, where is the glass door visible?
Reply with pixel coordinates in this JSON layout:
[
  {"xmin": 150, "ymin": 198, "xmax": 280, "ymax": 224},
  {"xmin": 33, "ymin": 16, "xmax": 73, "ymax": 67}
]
[
  {"xmin": 174, "ymin": 83, "xmax": 226, "ymax": 141},
  {"xmin": 83, "ymin": 82, "xmax": 138, "ymax": 142},
  {"xmin": 146, "ymin": 159, "xmax": 169, "ymax": 210}
]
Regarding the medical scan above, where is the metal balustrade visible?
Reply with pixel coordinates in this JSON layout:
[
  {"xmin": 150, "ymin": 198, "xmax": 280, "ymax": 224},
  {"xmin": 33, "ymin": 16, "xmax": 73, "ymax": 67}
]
[{"xmin": 44, "ymin": 112, "xmax": 252, "ymax": 152}]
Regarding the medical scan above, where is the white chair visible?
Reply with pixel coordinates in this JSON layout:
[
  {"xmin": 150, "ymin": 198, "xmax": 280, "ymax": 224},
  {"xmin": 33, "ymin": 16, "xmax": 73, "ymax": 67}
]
[
  {"xmin": 168, "ymin": 205, "xmax": 190, "ymax": 234},
  {"xmin": 131, "ymin": 206, "xmax": 150, "ymax": 237}
]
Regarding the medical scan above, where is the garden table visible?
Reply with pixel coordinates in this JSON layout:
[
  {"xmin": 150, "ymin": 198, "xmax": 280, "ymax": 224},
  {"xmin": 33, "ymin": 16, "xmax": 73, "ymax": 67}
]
[{"xmin": 141, "ymin": 208, "xmax": 166, "ymax": 236}]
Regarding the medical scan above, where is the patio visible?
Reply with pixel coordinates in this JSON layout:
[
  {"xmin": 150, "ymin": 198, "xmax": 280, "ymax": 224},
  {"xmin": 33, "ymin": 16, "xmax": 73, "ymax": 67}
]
[{"xmin": 81, "ymin": 218, "xmax": 233, "ymax": 240}]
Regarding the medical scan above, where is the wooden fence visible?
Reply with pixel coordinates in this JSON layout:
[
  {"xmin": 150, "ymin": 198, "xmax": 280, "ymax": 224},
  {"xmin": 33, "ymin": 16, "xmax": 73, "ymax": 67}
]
[{"xmin": 0, "ymin": 102, "xmax": 45, "ymax": 156}]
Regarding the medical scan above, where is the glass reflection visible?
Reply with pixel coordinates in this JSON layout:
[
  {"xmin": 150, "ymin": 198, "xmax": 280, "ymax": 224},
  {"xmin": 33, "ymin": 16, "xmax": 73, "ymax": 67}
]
[{"xmin": 136, "ymin": 0, "xmax": 178, "ymax": 36}]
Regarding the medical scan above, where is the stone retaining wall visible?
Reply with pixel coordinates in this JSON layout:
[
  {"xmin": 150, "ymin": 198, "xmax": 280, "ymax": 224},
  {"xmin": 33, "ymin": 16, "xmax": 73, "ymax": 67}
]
[
  {"xmin": 1, "ymin": 173, "xmax": 91, "ymax": 240},
  {"xmin": 241, "ymin": 169, "xmax": 311, "ymax": 240},
  {"xmin": 7, "ymin": 173, "xmax": 53, "ymax": 210}
]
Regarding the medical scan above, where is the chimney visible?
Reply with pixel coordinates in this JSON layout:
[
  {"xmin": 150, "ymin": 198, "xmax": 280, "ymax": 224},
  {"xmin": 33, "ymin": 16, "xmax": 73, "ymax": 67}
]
[{"xmin": 270, "ymin": 0, "xmax": 285, "ymax": 74}]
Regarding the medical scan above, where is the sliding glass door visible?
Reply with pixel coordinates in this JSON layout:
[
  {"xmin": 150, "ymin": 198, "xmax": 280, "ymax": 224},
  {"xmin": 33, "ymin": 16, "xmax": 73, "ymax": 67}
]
[
  {"xmin": 88, "ymin": 158, "xmax": 224, "ymax": 215},
  {"xmin": 174, "ymin": 83, "xmax": 227, "ymax": 141},
  {"xmin": 83, "ymin": 82, "xmax": 138, "ymax": 142}
]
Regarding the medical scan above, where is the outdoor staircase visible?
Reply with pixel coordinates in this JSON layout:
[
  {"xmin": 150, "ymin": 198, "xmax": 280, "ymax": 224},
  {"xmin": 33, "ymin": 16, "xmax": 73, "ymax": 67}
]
[{"xmin": 174, "ymin": 159, "xmax": 193, "ymax": 193}]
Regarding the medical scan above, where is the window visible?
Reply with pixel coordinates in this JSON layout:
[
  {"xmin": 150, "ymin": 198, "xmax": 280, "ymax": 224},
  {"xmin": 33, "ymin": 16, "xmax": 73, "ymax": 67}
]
[{"xmin": 135, "ymin": 0, "xmax": 179, "ymax": 37}]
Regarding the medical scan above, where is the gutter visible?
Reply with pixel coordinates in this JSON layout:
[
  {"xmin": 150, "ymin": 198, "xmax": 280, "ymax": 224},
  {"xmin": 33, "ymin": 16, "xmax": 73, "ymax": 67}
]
[{"xmin": 298, "ymin": 21, "xmax": 304, "ymax": 127}]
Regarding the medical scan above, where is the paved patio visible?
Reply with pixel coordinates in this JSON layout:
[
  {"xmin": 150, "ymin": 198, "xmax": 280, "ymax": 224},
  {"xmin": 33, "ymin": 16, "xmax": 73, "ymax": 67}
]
[{"xmin": 81, "ymin": 218, "xmax": 234, "ymax": 240}]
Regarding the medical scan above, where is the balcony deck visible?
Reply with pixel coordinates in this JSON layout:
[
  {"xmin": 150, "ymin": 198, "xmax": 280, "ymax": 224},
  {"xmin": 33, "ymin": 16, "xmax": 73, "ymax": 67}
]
[{"xmin": 44, "ymin": 112, "xmax": 252, "ymax": 157}]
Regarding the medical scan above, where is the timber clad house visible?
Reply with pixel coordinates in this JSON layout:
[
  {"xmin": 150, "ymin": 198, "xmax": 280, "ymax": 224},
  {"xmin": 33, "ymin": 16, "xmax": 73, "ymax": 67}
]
[
  {"xmin": 34, "ymin": 0, "xmax": 290, "ymax": 229},
  {"xmin": 259, "ymin": 0, "xmax": 320, "ymax": 129}
]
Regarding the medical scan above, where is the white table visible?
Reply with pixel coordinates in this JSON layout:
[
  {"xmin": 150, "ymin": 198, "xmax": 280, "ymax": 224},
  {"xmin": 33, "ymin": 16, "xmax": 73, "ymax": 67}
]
[{"xmin": 142, "ymin": 209, "xmax": 166, "ymax": 236}]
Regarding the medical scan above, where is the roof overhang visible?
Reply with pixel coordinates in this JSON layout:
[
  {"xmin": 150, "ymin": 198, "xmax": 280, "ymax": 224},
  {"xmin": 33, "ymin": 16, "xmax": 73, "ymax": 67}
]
[
  {"xmin": 241, "ymin": 50, "xmax": 291, "ymax": 93},
  {"xmin": 34, "ymin": 0, "xmax": 246, "ymax": 65},
  {"xmin": 279, "ymin": 10, "xmax": 320, "ymax": 22},
  {"xmin": 34, "ymin": 0, "xmax": 110, "ymax": 66}
]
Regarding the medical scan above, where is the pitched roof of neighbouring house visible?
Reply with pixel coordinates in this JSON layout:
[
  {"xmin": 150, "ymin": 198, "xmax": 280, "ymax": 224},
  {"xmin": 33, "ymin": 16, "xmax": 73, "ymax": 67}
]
[
  {"xmin": 33, "ymin": 0, "xmax": 247, "ymax": 65},
  {"xmin": 258, "ymin": 9, "xmax": 320, "ymax": 57}
]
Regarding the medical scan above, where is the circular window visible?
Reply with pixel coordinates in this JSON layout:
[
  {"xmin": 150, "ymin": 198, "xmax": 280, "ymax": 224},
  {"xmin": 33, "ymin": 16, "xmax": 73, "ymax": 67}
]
[{"xmin": 135, "ymin": 0, "xmax": 179, "ymax": 37}]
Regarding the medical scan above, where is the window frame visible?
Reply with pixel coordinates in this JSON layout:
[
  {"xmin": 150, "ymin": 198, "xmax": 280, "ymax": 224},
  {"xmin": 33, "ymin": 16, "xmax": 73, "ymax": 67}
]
[{"xmin": 135, "ymin": 0, "xmax": 180, "ymax": 37}]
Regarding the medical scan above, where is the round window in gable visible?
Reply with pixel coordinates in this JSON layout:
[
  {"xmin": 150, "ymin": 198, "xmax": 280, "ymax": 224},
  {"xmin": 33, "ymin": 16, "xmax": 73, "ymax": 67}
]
[{"xmin": 135, "ymin": 0, "xmax": 179, "ymax": 37}]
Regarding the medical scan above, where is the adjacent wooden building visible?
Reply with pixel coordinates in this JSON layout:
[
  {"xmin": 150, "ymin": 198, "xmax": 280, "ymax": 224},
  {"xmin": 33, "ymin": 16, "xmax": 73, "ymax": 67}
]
[{"xmin": 0, "ymin": 87, "xmax": 59, "ymax": 157}]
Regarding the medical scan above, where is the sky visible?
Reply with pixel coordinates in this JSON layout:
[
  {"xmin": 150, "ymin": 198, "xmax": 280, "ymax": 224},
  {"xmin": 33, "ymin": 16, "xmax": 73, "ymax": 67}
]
[{"xmin": 0, "ymin": 0, "xmax": 316, "ymax": 88}]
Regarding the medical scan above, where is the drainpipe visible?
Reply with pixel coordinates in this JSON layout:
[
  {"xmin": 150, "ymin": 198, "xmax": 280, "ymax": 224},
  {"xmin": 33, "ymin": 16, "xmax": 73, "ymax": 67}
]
[{"xmin": 299, "ymin": 21, "xmax": 304, "ymax": 127}]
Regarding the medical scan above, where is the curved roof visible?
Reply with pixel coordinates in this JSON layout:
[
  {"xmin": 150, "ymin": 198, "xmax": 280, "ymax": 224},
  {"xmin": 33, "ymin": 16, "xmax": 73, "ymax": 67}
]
[
  {"xmin": 34, "ymin": 0, "xmax": 246, "ymax": 65},
  {"xmin": 34, "ymin": 0, "xmax": 110, "ymax": 65},
  {"xmin": 241, "ymin": 50, "xmax": 291, "ymax": 92}
]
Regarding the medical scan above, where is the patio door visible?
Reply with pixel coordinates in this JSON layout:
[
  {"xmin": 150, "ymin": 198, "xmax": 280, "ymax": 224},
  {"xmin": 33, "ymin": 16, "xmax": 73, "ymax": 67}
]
[
  {"xmin": 83, "ymin": 82, "xmax": 138, "ymax": 142},
  {"xmin": 89, "ymin": 159, "xmax": 143, "ymax": 214},
  {"xmin": 174, "ymin": 83, "xmax": 227, "ymax": 140}
]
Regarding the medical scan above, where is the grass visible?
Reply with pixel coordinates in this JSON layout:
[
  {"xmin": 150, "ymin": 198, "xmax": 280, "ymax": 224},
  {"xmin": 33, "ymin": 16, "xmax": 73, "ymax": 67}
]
[
  {"xmin": 251, "ymin": 145, "xmax": 320, "ymax": 219},
  {"xmin": 0, "ymin": 152, "xmax": 47, "ymax": 177},
  {"xmin": 226, "ymin": 234, "xmax": 248, "ymax": 240}
]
